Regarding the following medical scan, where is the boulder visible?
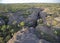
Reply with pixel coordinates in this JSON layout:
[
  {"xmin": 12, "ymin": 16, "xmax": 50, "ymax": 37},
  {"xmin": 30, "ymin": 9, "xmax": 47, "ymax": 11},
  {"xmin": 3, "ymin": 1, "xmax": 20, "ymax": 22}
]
[
  {"xmin": 8, "ymin": 14, "xmax": 25, "ymax": 25},
  {"xmin": 36, "ymin": 25, "xmax": 59, "ymax": 42},
  {"xmin": 36, "ymin": 25, "xmax": 53, "ymax": 35}
]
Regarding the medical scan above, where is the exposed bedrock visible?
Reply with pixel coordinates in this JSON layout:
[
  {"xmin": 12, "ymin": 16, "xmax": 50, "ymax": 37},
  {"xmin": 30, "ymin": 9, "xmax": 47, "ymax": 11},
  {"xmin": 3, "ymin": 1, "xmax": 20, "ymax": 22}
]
[
  {"xmin": 7, "ymin": 8, "xmax": 52, "ymax": 43},
  {"xmin": 7, "ymin": 27, "xmax": 51, "ymax": 43},
  {"xmin": 24, "ymin": 8, "xmax": 47, "ymax": 27}
]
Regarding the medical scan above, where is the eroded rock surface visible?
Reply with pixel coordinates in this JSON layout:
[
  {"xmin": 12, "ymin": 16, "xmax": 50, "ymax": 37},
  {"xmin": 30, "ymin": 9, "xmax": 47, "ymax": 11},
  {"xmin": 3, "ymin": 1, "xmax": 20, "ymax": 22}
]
[
  {"xmin": 7, "ymin": 27, "xmax": 51, "ymax": 43},
  {"xmin": 7, "ymin": 8, "xmax": 60, "ymax": 43}
]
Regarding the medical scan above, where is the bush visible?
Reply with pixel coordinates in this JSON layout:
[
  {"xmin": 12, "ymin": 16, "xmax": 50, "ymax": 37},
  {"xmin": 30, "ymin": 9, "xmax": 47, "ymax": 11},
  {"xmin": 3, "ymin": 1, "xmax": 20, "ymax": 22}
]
[
  {"xmin": 53, "ymin": 29, "xmax": 60, "ymax": 36},
  {"xmin": 37, "ymin": 19, "xmax": 43, "ymax": 25},
  {"xmin": 19, "ymin": 21, "xmax": 25, "ymax": 27}
]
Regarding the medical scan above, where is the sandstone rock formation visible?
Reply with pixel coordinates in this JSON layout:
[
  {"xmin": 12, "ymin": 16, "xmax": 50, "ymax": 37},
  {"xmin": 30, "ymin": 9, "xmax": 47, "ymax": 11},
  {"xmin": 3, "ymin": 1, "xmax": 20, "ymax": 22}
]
[
  {"xmin": 7, "ymin": 27, "xmax": 50, "ymax": 43},
  {"xmin": 7, "ymin": 8, "xmax": 60, "ymax": 43},
  {"xmin": 24, "ymin": 8, "xmax": 46, "ymax": 27}
]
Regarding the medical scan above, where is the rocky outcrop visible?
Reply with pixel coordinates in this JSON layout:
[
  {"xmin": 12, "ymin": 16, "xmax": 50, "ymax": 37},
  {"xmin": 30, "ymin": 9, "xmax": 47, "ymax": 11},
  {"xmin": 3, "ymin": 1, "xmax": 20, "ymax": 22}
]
[
  {"xmin": 36, "ymin": 25, "xmax": 54, "ymax": 36},
  {"xmin": 7, "ymin": 27, "xmax": 51, "ymax": 43},
  {"xmin": 15, "ymin": 30, "xmax": 39, "ymax": 43},
  {"xmin": 7, "ymin": 8, "xmax": 60, "ymax": 43},
  {"xmin": 24, "ymin": 8, "xmax": 46, "ymax": 27},
  {"xmin": 6, "ymin": 12, "xmax": 25, "ymax": 25},
  {"xmin": 36, "ymin": 24, "xmax": 59, "ymax": 42},
  {"xmin": 0, "ymin": 10, "xmax": 27, "ymax": 25},
  {"xmin": 0, "ymin": 8, "xmax": 46, "ymax": 26},
  {"xmin": 7, "ymin": 8, "xmax": 51, "ymax": 43},
  {"xmin": 7, "ymin": 27, "xmax": 39, "ymax": 43}
]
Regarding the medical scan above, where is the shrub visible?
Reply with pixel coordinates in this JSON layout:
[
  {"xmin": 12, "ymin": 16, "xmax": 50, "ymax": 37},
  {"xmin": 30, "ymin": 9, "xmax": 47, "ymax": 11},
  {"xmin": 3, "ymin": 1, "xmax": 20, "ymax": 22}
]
[
  {"xmin": 53, "ymin": 29, "xmax": 60, "ymax": 36},
  {"xmin": 37, "ymin": 19, "xmax": 43, "ymax": 25},
  {"xmin": 19, "ymin": 21, "xmax": 25, "ymax": 27}
]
